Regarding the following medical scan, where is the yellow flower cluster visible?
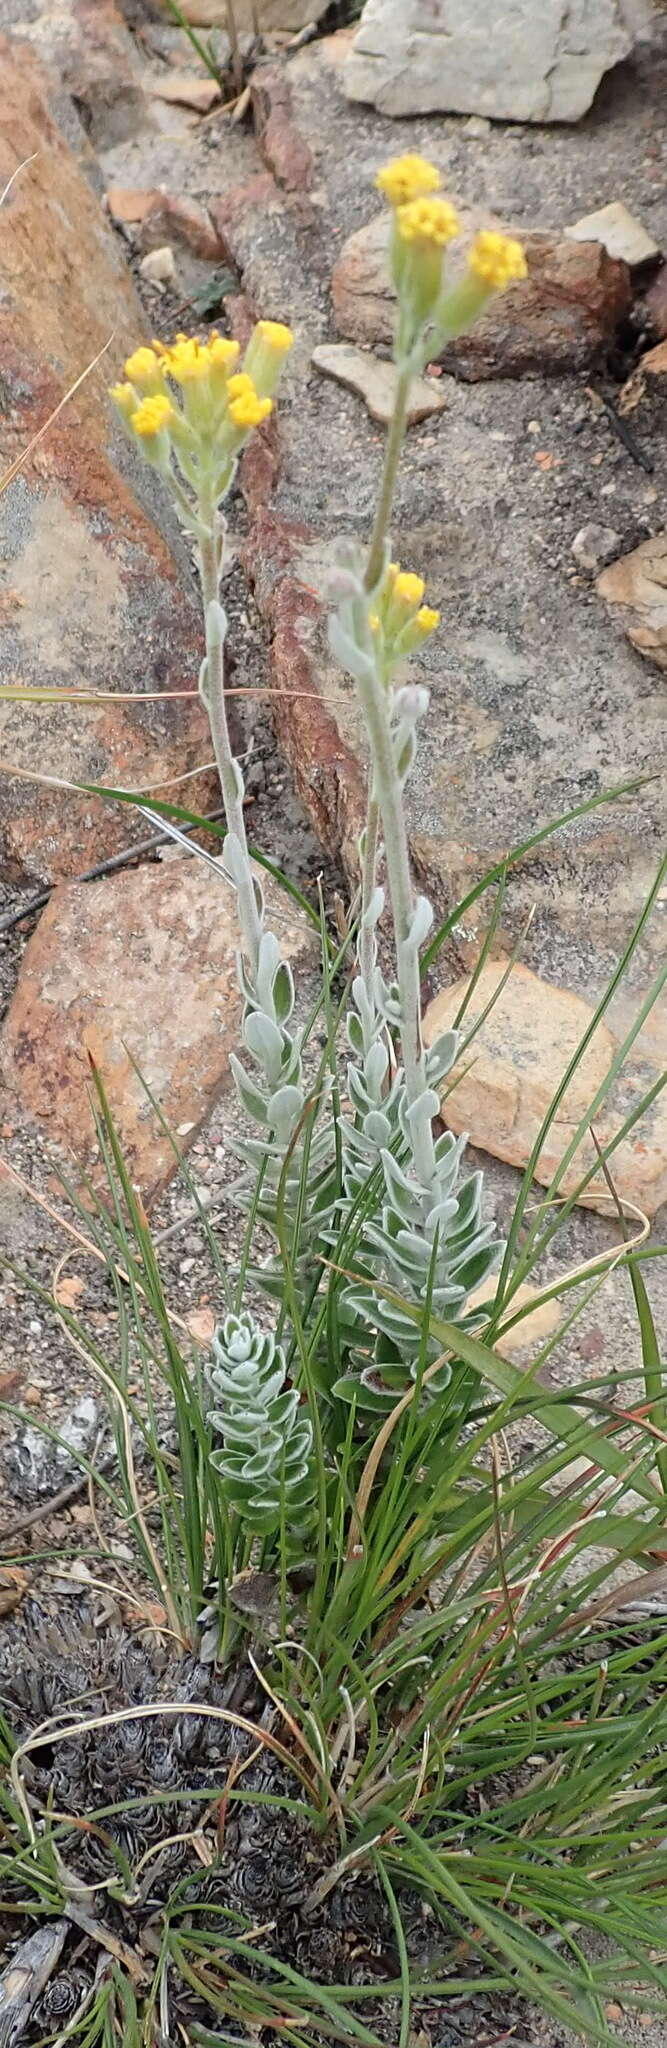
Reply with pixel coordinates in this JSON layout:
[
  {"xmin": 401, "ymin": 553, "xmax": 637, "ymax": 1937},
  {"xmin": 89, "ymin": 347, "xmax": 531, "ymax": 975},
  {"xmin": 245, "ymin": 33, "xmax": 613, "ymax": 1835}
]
[
  {"xmin": 111, "ymin": 320, "xmax": 294, "ymax": 453},
  {"xmin": 396, "ymin": 195, "xmax": 460, "ymax": 251},
  {"xmin": 132, "ymin": 394, "xmax": 175, "ymax": 438},
  {"xmin": 376, "ymin": 153, "xmax": 442, "ymax": 207},
  {"xmin": 469, "ymin": 229, "xmax": 528, "ymax": 289},
  {"xmin": 371, "ymin": 561, "xmax": 440, "ymax": 661}
]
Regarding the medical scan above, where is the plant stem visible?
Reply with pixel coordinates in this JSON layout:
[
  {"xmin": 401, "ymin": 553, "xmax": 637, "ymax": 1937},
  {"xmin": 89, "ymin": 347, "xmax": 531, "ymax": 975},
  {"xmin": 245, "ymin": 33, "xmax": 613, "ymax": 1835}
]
[
  {"xmin": 359, "ymin": 795, "xmax": 381, "ymax": 1007},
  {"xmin": 356, "ymin": 666, "xmax": 424, "ymax": 1114},
  {"xmin": 364, "ymin": 366, "xmax": 411, "ymax": 592},
  {"xmin": 197, "ymin": 518, "xmax": 262, "ymax": 978}
]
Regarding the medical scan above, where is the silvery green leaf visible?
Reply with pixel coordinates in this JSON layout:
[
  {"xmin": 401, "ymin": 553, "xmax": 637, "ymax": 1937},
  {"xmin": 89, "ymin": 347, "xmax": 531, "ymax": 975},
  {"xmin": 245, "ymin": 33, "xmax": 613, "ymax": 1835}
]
[
  {"xmin": 405, "ymin": 1087, "xmax": 440, "ymax": 1130},
  {"xmin": 364, "ymin": 1109, "xmax": 392, "ymax": 1148},
  {"xmin": 243, "ymin": 1010, "xmax": 285, "ymax": 1079},
  {"xmin": 229, "ymin": 1053, "xmax": 269, "ymax": 1124},
  {"xmin": 365, "ymin": 1038, "xmax": 389, "ymax": 1097},
  {"xmin": 328, "ymin": 615, "xmax": 376, "ymax": 686},
  {"xmin": 408, "ymin": 895, "xmax": 434, "ymax": 949},
  {"xmin": 346, "ymin": 1011, "xmax": 364, "ymax": 1056},
  {"xmin": 198, "ymin": 656, "xmax": 209, "ymax": 694},
  {"xmin": 206, "ymin": 597, "xmax": 227, "ymax": 648},
  {"xmin": 272, "ymin": 960, "xmax": 295, "ymax": 1025},
  {"xmin": 426, "ymin": 1030, "xmax": 459, "ymax": 1083},
  {"xmin": 362, "ymin": 886, "xmax": 385, "ymax": 929},
  {"xmin": 221, "ymin": 832, "xmax": 249, "ymax": 887},
  {"xmin": 393, "ymin": 729, "xmax": 417, "ymax": 782},
  {"xmin": 267, "ymin": 1082, "xmax": 304, "ymax": 1134}
]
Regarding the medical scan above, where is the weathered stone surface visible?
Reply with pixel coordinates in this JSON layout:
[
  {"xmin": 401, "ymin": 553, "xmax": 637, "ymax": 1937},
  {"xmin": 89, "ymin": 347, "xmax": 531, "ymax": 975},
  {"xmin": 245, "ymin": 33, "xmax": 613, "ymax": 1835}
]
[
  {"xmin": 179, "ymin": 0, "xmax": 327, "ymax": 27},
  {"xmin": 331, "ymin": 215, "xmax": 632, "ymax": 377},
  {"xmin": 0, "ymin": 860, "xmax": 315, "ymax": 1198},
  {"xmin": 343, "ymin": 0, "xmax": 648, "ymax": 124},
  {"xmin": 566, "ymin": 201, "xmax": 659, "ymax": 270},
  {"xmin": 423, "ymin": 961, "xmax": 667, "ymax": 1219},
  {"xmin": 250, "ymin": 66, "xmax": 313, "ymax": 195},
  {"xmin": 597, "ymin": 536, "xmax": 667, "ymax": 671},
  {"xmin": 0, "ymin": 37, "xmax": 214, "ymax": 884},
  {"xmin": 17, "ymin": 0, "xmax": 148, "ymax": 148},
  {"xmin": 312, "ymin": 343, "xmax": 449, "ymax": 425}
]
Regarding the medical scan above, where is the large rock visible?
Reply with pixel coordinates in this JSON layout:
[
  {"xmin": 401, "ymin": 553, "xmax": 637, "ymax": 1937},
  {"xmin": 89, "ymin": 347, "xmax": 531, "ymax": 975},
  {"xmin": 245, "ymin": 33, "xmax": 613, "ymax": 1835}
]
[
  {"xmin": 343, "ymin": 0, "xmax": 649, "ymax": 123},
  {"xmin": 597, "ymin": 536, "xmax": 667, "ymax": 671},
  {"xmin": 0, "ymin": 38, "xmax": 214, "ymax": 884},
  {"xmin": 423, "ymin": 961, "xmax": 667, "ymax": 1219},
  {"xmin": 331, "ymin": 215, "xmax": 631, "ymax": 377},
  {"xmin": 0, "ymin": 858, "xmax": 315, "ymax": 1198}
]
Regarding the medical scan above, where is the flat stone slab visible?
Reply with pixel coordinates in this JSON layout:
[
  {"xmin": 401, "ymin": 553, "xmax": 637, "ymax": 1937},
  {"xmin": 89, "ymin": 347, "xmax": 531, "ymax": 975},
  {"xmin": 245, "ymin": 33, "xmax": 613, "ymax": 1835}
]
[
  {"xmin": 424, "ymin": 960, "xmax": 667, "ymax": 1220},
  {"xmin": 312, "ymin": 343, "xmax": 449, "ymax": 424},
  {"xmin": 343, "ymin": 0, "xmax": 649, "ymax": 124},
  {"xmin": 565, "ymin": 201, "xmax": 660, "ymax": 270}
]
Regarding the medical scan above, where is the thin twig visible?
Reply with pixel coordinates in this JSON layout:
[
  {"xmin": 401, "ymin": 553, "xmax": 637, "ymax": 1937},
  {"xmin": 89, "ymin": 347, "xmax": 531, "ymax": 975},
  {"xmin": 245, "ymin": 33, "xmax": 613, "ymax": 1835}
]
[
  {"xmin": 0, "ymin": 1458, "xmax": 117, "ymax": 1543},
  {"xmin": 0, "ymin": 806, "xmax": 226, "ymax": 937}
]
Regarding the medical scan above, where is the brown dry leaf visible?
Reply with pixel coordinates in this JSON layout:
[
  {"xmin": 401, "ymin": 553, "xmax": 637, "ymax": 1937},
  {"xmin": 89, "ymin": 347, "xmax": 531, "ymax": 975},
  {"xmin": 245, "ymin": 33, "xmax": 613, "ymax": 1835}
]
[
  {"xmin": 619, "ymin": 338, "xmax": 667, "ymax": 415},
  {"xmin": 187, "ymin": 1307, "xmax": 216, "ymax": 1345},
  {"xmin": 150, "ymin": 73, "xmax": 221, "ymax": 113},
  {"xmin": 54, "ymin": 1273, "xmax": 85, "ymax": 1309},
  {"xmin": 0, "ymin": 1566, "xmax": 28, "ymax": 1617},
  {"xmin": 106, "ymin": 186, "xmax": 159, "ymax": 225}
]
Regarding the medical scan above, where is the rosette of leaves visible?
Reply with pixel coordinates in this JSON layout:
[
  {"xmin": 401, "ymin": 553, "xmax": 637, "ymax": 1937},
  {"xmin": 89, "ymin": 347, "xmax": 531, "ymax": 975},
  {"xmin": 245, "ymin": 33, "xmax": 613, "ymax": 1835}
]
[{"xmin": 208, "ymin": 1312, "xmax": 314, "ymax": 1535}]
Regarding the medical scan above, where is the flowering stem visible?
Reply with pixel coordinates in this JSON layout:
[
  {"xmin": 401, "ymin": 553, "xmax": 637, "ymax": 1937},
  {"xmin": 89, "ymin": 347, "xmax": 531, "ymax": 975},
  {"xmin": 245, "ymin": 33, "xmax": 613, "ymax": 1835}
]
[
  {"xmin": 364, "ymin": 365, "xmax": 411, "ymax": 592},
  {"xmin": 355, "ymin": 666, "xmax": 424, "ymax": 1111},
  {"xmin": 197, "ymin": 510, "xmax": 262, "ymax": 977},
  {"xmin": 359, "ymin": 794, "xmax": 381, "ymax": 1006}
]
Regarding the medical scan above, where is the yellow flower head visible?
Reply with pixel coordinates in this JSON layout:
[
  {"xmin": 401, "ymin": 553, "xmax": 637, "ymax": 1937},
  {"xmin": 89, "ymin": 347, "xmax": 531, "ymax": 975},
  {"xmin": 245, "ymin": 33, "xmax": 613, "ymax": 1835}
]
[
  {"xmin": 124, "ymin": 346, "xmax": 163, "ymax": 389},
  {"xmin": 415, "ymin": 605, "xmax": 440, "ymax": 636},
  {"xmin": 110, "ymin": 380, "xmax": 137, "ymax": 420},
  {"xmin": 226, "ymin": 373, "xmax": 255, "ymax": 400},
  {"xmin": 396, "ymin": 196, "xmax": 460, "ymax": 249},
  {"xmin": 376, "ymin": 154, "xmax": 441, "ymax": 207},
  {"xmin": 228, "ymin": 389, "xmax": 273, "ymax": 430},
  {"xmin": 131, "ymin": 394, "xmax": 174, "ymax": 438},
  {"xmin": 208, "ymin": 334, "xmax": 241, "ymax": 373},
  {"xmin": 165, "ymin": 335, "xmax": 210, "ymax": 383},
  {"xmin": 254, "ymin": 320, "xmax": 294, "ymax": 354},
  {"xmin": 469, "ymin": 230, "xmax": 527, "ymax": 290},
  {"xmin": 392, "ymin": 571, "xmax": 426, "ymax": 609}
]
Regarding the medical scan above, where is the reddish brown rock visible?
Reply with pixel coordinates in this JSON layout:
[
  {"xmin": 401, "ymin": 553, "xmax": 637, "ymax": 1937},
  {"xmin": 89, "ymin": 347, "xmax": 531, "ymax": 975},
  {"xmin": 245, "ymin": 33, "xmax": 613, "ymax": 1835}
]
[
  {"xmin": 0, "ymin": 38, "xmax": 215, "ymax": 883},
  {"xmin": 250, "ymin": 66, "xmax": 313, "ymax": 194},
  {"xmin": 244, "ymin": 512, "xmax": 366, "ymax": 875},
  {"xmin": 331, "ymin": 214, "xmax": 632, "ymax": 377},
  {"xmin": 424, "ymin": 960, "xmax": 667, "ymax": 1219},
  {"xmin": 138, "ymin": 191, "xmax": 223, "ymax": 262},
  {"xmin": 0, "ymin": 859, "xmax": 315, "ymax": 1199},
  {"xmin": 641, "ymin": 263, "xmax": 667, "ymax": 339}
]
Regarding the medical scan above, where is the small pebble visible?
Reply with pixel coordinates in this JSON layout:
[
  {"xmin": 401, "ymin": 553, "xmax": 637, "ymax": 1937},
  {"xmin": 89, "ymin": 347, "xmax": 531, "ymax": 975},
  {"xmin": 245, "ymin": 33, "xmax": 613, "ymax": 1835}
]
[
  {"xmin": 140, "ymin": 244, "xmax": 177, "ymax": 287},
  {"xmin": 571, "ymin": 522, "xmax": 621, "ymax": 573}
]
